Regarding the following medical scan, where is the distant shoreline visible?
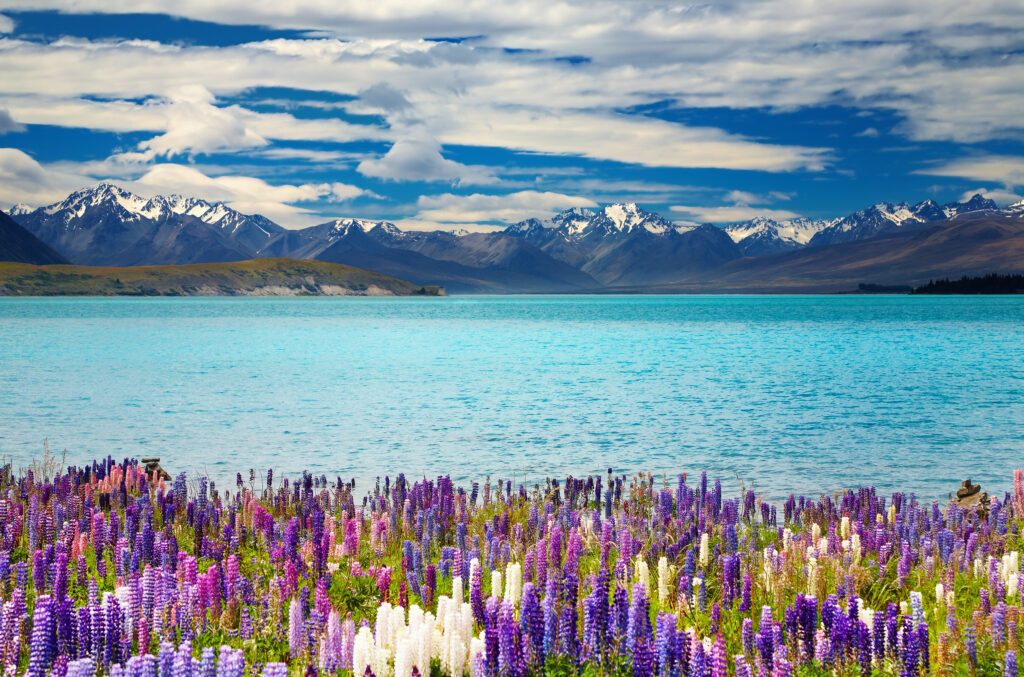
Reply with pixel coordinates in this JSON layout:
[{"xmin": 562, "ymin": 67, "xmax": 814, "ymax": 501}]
[{"xmin": 0, "ymin": 258, "xmax": 446, "ymax": 297}]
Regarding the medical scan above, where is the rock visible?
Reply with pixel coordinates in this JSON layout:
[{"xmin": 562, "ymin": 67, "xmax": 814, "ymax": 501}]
[
  {"xmin": 141, "ymin": 457, "xmax": 172, "ymax": 481},
  {"xmin": 954, "ymin": 479, "xmax": 989, "ymax": 513},
  {"xmin": 956, "ymin": 479, "xmax": 981, "ymax": 499}
]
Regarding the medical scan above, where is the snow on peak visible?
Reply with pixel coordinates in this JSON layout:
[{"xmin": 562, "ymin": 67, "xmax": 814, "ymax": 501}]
[
  {"xmin": 724, "ymin": 216, "xmax": 833, "ymax": 246},
  {"xmin": 8, "ymin": 203, "xmax": 33, "ymax": 216}
]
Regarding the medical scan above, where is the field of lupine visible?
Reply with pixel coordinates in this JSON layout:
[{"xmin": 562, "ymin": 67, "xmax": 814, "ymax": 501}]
[{"xmin": 3, "ymin": 460, "xmax": 1024, "ymax": 677}]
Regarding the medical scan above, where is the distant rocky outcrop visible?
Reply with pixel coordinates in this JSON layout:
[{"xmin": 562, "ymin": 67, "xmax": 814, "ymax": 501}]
[{"xmin": 954, "ymin": 479, "xmax": 989, "ymax": 513}]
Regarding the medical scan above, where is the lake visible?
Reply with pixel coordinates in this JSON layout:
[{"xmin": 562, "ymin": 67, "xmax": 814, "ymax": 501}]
[{"xmin": 1, "ymin": 295, "xmax": 1021, "ymax": 499}]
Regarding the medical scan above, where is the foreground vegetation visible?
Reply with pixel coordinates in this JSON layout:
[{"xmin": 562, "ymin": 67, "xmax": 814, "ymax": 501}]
[
  {"xmin": 0, "ymin": 258, "xmax": 445, "ymax": 296},
  {"xmin": 3, "ymin": 459, "xmax": 1022, "ymax": 676}
]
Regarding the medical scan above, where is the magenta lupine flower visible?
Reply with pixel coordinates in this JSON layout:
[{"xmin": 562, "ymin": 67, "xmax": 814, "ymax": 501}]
[{"xmin": 710, "ymin": 634, "xmax": 728, "ymax": 677}]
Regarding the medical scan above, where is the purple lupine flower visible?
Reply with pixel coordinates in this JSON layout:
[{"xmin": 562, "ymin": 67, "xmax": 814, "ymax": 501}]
[
  {"xmin": 520, "ymin": 583, "xmax": 545, "ymax": 666},
  {"xmin": 1006, "ymin": 650, "xmax": 1018, "ymax": 677},
  {"xmin": 966, "ymin": 624, "xmax": 977, "ymax": 667},
  {"xmin": 27, "ymin": 594, "xmax": 54, "ymax": 677},
  {"xmin": 742, "ymin": 618, "xmax": 754, "ymax": 656},
  {"xmin": 655, "ymin": 613, "xmax": 676, "ymax": 676}
]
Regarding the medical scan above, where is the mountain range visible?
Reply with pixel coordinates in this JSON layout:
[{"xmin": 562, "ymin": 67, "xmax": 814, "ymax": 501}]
[{"xmin": 5, "ymin": 184, "xmax": 1024, "ymax": 292}]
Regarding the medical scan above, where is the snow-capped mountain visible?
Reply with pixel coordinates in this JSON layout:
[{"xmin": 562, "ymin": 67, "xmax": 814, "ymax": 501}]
[
  {"xmin": 808, "ymin": 195, "xmax": 997, "ymax": 246},
  {"xmin": 721, "ymin": 194, "xmax": 1000, "ymax": 253},
  {"xmin": 258, "ymin": 217, "xmax": 401, "ymax": 259},
  {"xmin": 504, "ymin": 203, "xmax": 739, "ymax": 286},
  {"xmin": 508, "ymin": 203, "xmax": 692, "ymax": 240},
  {"xmin": 724, "ymin": 216, "xmax": 836, "ymax": 256},
  {"xmin": 13, "ymin": 183, "xmax": 283, "ymax": 265},
  {"xmin": 1002, "ymin": 199, "xmax": 1024, "ymax": 218}
]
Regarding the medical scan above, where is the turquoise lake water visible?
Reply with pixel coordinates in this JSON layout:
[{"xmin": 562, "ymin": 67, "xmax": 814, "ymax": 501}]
[{"xmin": 1, "ymin": 295, "xmax": 1022, "ymax": 499}]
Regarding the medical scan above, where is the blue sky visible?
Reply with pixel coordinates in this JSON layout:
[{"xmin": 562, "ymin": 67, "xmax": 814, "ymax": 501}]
[{"xmin": 0, "ymin": 2, "xmax": 1022, "ymax": 230}]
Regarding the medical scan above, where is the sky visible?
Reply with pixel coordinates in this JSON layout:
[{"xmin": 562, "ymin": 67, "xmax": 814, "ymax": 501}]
[{"xmin": 0, "ymin": 1, "xmax": 1023, "ymax": 231}]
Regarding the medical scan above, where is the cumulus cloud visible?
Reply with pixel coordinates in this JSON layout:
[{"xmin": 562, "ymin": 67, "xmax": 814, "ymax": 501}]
[
  {"xmin": 0, "ymin": 107, "xmax": 24, "ymax": 134},
  {"xmin": 0, "ymin": 148, "xmax": 92, "ymax": 208},
  {"xmin": 413, "ymin": 190, "xmax": 596, "ymax": 224},
  {"xmin": 111, "ymin": 86, "xmax": 267, "ymax": 162},
  {"xmin": 916, "ymin": 155, "xmax": 1024, "ymax": 188},
  {"xmin": 357, "ymin": 135, "xmax": 498, "ymax": 185},
  {"xmin": 0, "ymin": 14, "xmax": 12, "ymax": 33}
]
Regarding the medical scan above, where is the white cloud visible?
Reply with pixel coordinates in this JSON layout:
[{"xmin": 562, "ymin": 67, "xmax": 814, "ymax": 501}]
[
  {"xmin": 126, "ymin": 164, "xmax": 367, "ymax": 226},
  {"xmin": 0, "ymin": 14, "xmax": 13, "ymax": 33},
  {"xmin": 357, "ymin": 135, "xmax": 498, "ymax": 185},
  {"xmin": 670, "ymin": 203, "xmax": 801, "ymax": 223},
  {"xmin": 0, "ymin": 147, "xmax": 91, "ymax": 207},
  {"xmin": 437, "ymin": 108, "xmax": 829, "ymax": 172},
  {"xmin": 414, "ymin": 190, "xmax": 596, "ymax": 224},
  {"xmin": 916, "ymin": 155, "xmax": 1024, "ymax": 188},
  {"xmin": 121, "ymin": 85, "xmax": 268, "ymax": 161},
  {"xmin": 0, "ymin": 107, "xmax": 23, "ymax": 134},
  {"xmin": 959, "ymin": 186, "xmax": 1022, "ymax": 206},
  {"xmin": 0, "ymin": 148, "xmax": 369, "ymax": 227}
]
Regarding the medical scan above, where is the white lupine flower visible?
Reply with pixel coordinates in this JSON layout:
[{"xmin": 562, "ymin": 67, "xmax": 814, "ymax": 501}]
[
  {"xmin": 503, "ymin": 562, "xmax": 522, "ymax": 605},
  {"xmin": 468, "ymin": 635, "xmax": 486, "ymax": 677},
  {"xmin": 635, "ymin": 556, "xmax": 650, "ymax": 593},
  {"xmin": 491, "ymin": 570, "xmax": 502, "ymax": 600},
  {"xmin": 858, "ymin": 606, "xmax": 875, "ymax": 630},
  {"xmin": 974, "ymin": 558, "xmax": 983, "ymax": 577},
  {"xmin": 657, "ymin": 556, "xmax": 671, "ymax": 607},
  {"xmin": 452, "ymin": 576, "xmax": 463, "ymax": 603},
  {"xmin": 1000, "ymin": 551, "xmax": 1020, "ymax": 583},
  {"xmin": 353, "ymin": 626, "xmax": 375, "ymax": 677},
  {"xmin": 851, "ymin": 533, "xmax": 862, "ymax": 564},
  {"xmin": 888, "ymin": 505, "xmax": 896, "ymax": 523},
  {"xmin": 762, "ymin": 547, "xmax": 776, "ymax": 593},
  {"xmin": 811, "ymin": 523, "xmax": 822, "ymax": 544},
  {"xmin": 807, "ymin": 554, "xmax": 818, "ymax": 595},
  {"xmin": 376, "ymin": 602, "xmax": 393, "ymax": 651},
  {"xmin": 841, "ymin": 516, "xmax": 850, "ymax": 540},
  {"xmin": 699, "ymin": 532, "xmax": 710, "ymax": 567},
  {"xmin": 935, "ymin": 583, "xmax": 945, "ymax": 603},
  {"xmin": 1008, "ymin": 574, "xmax": 1019, "ymax": 599},
  {"xmin": 782, "ymin": 528, "xmax": 793, "ymax": 551}
]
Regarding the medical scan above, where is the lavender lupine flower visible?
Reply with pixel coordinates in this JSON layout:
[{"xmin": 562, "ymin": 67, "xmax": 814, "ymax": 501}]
[
  {"xmin": 288, "ymin": 597, "xmax": 304, "ymax": 658},
  {"xmin": 735, "ymin": 655, "xmax": 753, "ymax": 677},
  {"xmin": 1006, "ymin": 651, "xmax": 1018, "ymax": 677}
]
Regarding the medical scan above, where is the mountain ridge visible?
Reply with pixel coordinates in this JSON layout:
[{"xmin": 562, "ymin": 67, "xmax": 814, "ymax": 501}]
[{"xmin": 6, "ymin": 184, "xmax": 1022, "ymax": 292}]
